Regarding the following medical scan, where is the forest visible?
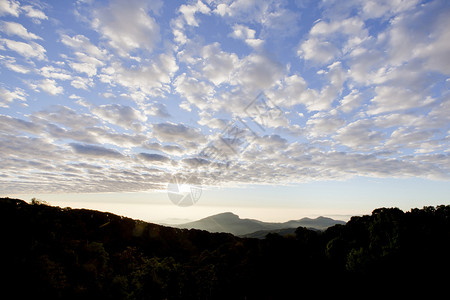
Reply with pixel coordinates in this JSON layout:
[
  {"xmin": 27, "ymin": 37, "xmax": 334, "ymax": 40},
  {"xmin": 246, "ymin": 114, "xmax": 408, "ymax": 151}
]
[{"xmin": 0, "ymin": 197, "xmax": 449, "ymax": 299}]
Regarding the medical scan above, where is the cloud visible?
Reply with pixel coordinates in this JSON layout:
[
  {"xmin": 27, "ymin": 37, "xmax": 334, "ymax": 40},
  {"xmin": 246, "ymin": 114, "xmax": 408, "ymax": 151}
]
[
  {"xmin": 387, "ymin": 0, "xmax": 450, "ymax": 74},
  {"xmin": 0, "ymin": 1, "xmax": 47, "ymax": 20},
  {"xmin": 310, "ymin": 17, "xmax": 367, "ymax": 39},
  {"xmin": 232, "ymin": 53, "xmax": 284, "ymax": 90},
  {"xmin": 298, "ymin": 37, "xmax": 339, "ymax": 64},
  {"xmin": 213, "ymin": 0, "xmax": 276, "ymax": 23},
  {"xmin": 229, "ymin": 24, "xmax": 263, "ymax": 48},
  {"xmin": 201, "ymin": 43, "xmax": 239, "ymax": 86},
  {"xmin": 0, "ymin": 38, "xmax": 46, "ymax": 60},
  {"xmin": 306, "ymin": 112, "xmax": 346, "ymax": 137},
  {"xmin": 367, "ymin": 85, "xmax": 433, "ymax": 115},
  {"xmin": 40, "ymin": 66, "xmax": 72, "ymax": 80},
  {"xmin": 358, "ymin": 0, "xmax": 419, "ymax": 19},
  {"xmin": 60, "ymin": 34, "xmax": 107, "ymax": 60},
  {"xmin": 21, "ymin": 4, "xmax": 48, "ymax": 21},
  {"xmin": 0, "ymin": 0, "xmax": 449, "ymax": 194},
  {"xmin": 90, "ymin": 104, "xmax": 147, "ymax": 131},
  {"xmin": 385, "ymin": 128, "xmax": 435, "ymax": 150},
  {"xmin": 0, "ymin": 134, "xmax": 63, "ymax": 162},
  {"xmin": 138, "ymin": 152, "xmax": 170, "ymax": 163},
  {"xmin": 33, "ymin": 105, "xmax": 99, "ymax": 129},
  {"xmin": 0, "ymin": 55, "xmax": 30, "ymax": 73},
  {"xmin": 101, "ymin": 52, "xmax": 178, "ymax": 97},
  {"xmin": 0, "ymin": 87, "xmax": 26, "ymax": 107},
  {"xmin": 92, "ymin": 0, "xmax": 161, "ymax": 56},
  {"xmin": 69, "ymin": 61, "xmax": 98, "ymax": 77},
  {"xmin": 179, "ymin": 0, "xmax": 210, "ymax": 27},
  {"xmin": 253, "ymin": 134, "xmax": 288, "ymax": 154},
  {"xmin": 335, "ymin": 119, "xmax": 385, "ymax": 150},
  {"xmin": 338, "ymin": 89, "xmax": 362, "ymax": 113},
  {"xmin": 0, "ymin": 21, "xmax": 42, "ymax": 40},
  {"xmin": 143, "ymin": 142, "xmax": 185, "ymax": 155},
  {"xmin": 268, "ymin": 74, "xmax": 307, "ymax": 107},
  {"xmin": 230, "ymin": 24, "xmax": 255, "ymax": 40},
  {"xmin": 31, "ymin": 79, "xmax": 64, "ymax": 95},
  {"xmin": 174, "ymin": 73, "xmax": 215, "ymax": 110},
  {"xmin": 70, "ymin": 143, "xmax": 123, "ymax": 158},
  {"xmin": 70, "ymin": 76, "xmax": 93, "ymax": 90},
  {"xmin": 145, "ymin": 102, "xmax": 171, "ymax": 118},
  {"xmin": 152, "ymin": 122, "xmax": 206, "ymax": 146},
  {"xmin": 0, "ymin": 114, "xmax": 42, "ymax": 134},
  {"xmin": 298, "ymin": 14, "xmax": 369, "ymax": 65},
  {"xmin": 0, "ymin": 0, "xmax": 20, "ymax": 17}
]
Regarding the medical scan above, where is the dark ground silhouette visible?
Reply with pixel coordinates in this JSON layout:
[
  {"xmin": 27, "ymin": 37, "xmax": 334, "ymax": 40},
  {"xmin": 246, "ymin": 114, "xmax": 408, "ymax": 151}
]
[{"xmin": 0, "ymin": 198, "xmax": 449, "ymax": 299}]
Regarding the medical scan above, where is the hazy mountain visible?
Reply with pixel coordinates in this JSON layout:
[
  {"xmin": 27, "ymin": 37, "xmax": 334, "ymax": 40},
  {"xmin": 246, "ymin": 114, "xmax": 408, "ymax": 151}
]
[{"xmin": 176, "ymin": 212, "xmax": 346, "ymax": 236}]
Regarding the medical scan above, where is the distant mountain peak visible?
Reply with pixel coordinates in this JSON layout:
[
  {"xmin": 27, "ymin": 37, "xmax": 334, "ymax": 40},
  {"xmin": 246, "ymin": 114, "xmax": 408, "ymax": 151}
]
[
  {"xmin": 176, "ymin": 212, "xmax": 346, "ymax": 236},
  {"xmin": 210, "ymin": 212, "xmax": 239, "ymax": 219}
]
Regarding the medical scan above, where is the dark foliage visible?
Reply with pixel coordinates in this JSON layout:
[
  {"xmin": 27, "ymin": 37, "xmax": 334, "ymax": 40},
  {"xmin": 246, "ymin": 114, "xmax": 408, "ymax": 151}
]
[{"xmin": 1, "ymin": 198, "xmax": 449, "ymax": 299}]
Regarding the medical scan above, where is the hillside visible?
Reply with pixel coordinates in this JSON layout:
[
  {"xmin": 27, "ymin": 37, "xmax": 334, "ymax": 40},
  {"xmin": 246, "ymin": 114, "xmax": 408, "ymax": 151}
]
[
  {"xmin": 1, "ymin": 198, "xmax": 449, "ymax": 299},
  {"xmin": 176, "ymin": 212, "xmax": 345, "ymax": 235},
  {"xmin": 239, "ymin": 227, "xmax": 298, "ymax": 239}
]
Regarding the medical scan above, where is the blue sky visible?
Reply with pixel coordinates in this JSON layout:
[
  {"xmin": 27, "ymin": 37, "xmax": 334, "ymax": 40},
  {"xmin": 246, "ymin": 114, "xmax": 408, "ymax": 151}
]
[{"xmin": 0, "ymin": 0, "xmax": 449, "ymax": 222}]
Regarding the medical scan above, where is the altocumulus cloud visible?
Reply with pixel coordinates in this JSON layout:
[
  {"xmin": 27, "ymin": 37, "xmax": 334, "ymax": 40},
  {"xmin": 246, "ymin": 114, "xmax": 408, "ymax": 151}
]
[
  {"xmin": 69, "ymin": 143, "xmax": 123, "ymax": 159},
  {"xmin": 0, "ymin": 0, "xmax": 448, "ymax": 194}
]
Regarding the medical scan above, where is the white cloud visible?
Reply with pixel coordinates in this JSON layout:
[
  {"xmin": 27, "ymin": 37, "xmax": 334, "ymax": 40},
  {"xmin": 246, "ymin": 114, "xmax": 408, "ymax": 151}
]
[
  {"xmin": 0, "ymin": 0, "xmax": 449, "ymax": 192},
  {"xmin": 232, "ymin": 53, "xmax": 284, "ymax": 90},
  {"xmin": 179, "ymin": 0, "xmax": 210, "ymax": 27},
  {"xmin": 0, "ymin": 55, "xmax": 30, "ymax": 73},
  {"xmin": 298, "ymin": 37, "xmax": 339, "ymax": 63},
  {"xmin": 306, "ymin": 112, "xmax": 346, "ymax": 137},
  {"xmin": 90, "ymin": 104, "xmax": 147, "ymax": 131},
  {"xmin": 311, "ymin": 17, "xmax": 367, "ymax": 38},
  {"xmin": 21, "ymin": 5, "xmax": 48, "ymax": 21},
  {"xmin": 338, "ymin": 89, "xmax": 362, "ymax": 113},
  {"xmin": 31, "ymin": 79, "xmax": 63, "ymax": 95},
  {"xmin": 0, "ymin": 1, "xmax": 47, "ymax": 21},
  {"xmin": 102, "ymin": 52, "xmax": 178, "ymax": 97},
  {"xmin": 33, "ymin": 105, "xmax": 99, "ymax": 130},
  {"xmin": 144, "ymin": 102, "xmax": 171, "ymax": 118},
  {"xmin": 40, "ymin": 66, "xmax": 72, "ymax": 80},
  {"xmin": 0, "ymin": 114, "xmax": 43, "ymax": 134},
  {"xmin": 367, "ymin": 85, "xmax": 433, "ymax": 115},
  {"xmin": 359, "ymin": 0, "xmax": 419, "ymax": 20},
  {"xmin": 201, "ymin": 43, "xmax": 239, "ymax": 86},
  {"xmin": 0, "ymin": 38, "xmax": 46, "ymax": 60},
  {"xmin": 335, "ymin": 119, "xmax": 385, "ymax": 150},
  {"xmin": 390, "ymin": 0, "xmax": 450, "ymax": 75},
  {"xmin": 60, "ymin": 34, "xmax": 108, "ymax": 60},
  {"xmin": 213, "ymin": 0, "xmax": 258, "ymax": 18},
  {"xmin": 268, "ymin": 74, "xmax": 307, "ymax": 107},
  {"xmin": 0, "ymin": 87, "xmax": 26, "ymax": 107},
  {"xmin": 0, "ymin": 0, "xmax": 20, "ymax": 17},
  {"xmin": 230, "ymin": 24, "xmax": 255, "ymax": 40},
  {"xmin": 143, "ymin": 141, "xmax": 185, "ymax": 155},
  {"xmin": 71, "ymin": 76, "xmax": 93, "ymax": 90},
  {"xmin": 152, "ymin": 122, "xmax": 206, "ymax": 146},
  {"xmin": 385, "ymin": 128, "xmax": 435, "ymax": 150},
  {"xmin": 229, "ymin": 24, "xmax": 263, "ymax": 48},
  {"xmin": 92, "ymin": 0, "xmax": 161, "ymax": 56},
  {"xmin": 0, "ymin": 21, "xmax": 42, "ymax": 40},
  {"xmin": 174, "ymin": 73, "xmax": 215, "ymax": 110},
  {"xmin": 69, "ymin": 62, "xmax": 97, "ymax": 77}
]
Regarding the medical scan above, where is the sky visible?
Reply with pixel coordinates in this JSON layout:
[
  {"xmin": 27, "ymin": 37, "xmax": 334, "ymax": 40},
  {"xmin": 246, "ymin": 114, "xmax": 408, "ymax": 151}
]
[{"xmin": 0, "ymin": 0, "xmax": 449, "ymax": 223}]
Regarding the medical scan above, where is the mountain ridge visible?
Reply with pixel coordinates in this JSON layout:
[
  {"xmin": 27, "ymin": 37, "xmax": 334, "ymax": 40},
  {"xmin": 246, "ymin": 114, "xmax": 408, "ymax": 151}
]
[
  {"xmin": 175, "ymin": 211, "xmax": 346, "ymax": 235},
  {"xmin": 1, "ymin": 198, "xmax": 448, "ymax": 298}
]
